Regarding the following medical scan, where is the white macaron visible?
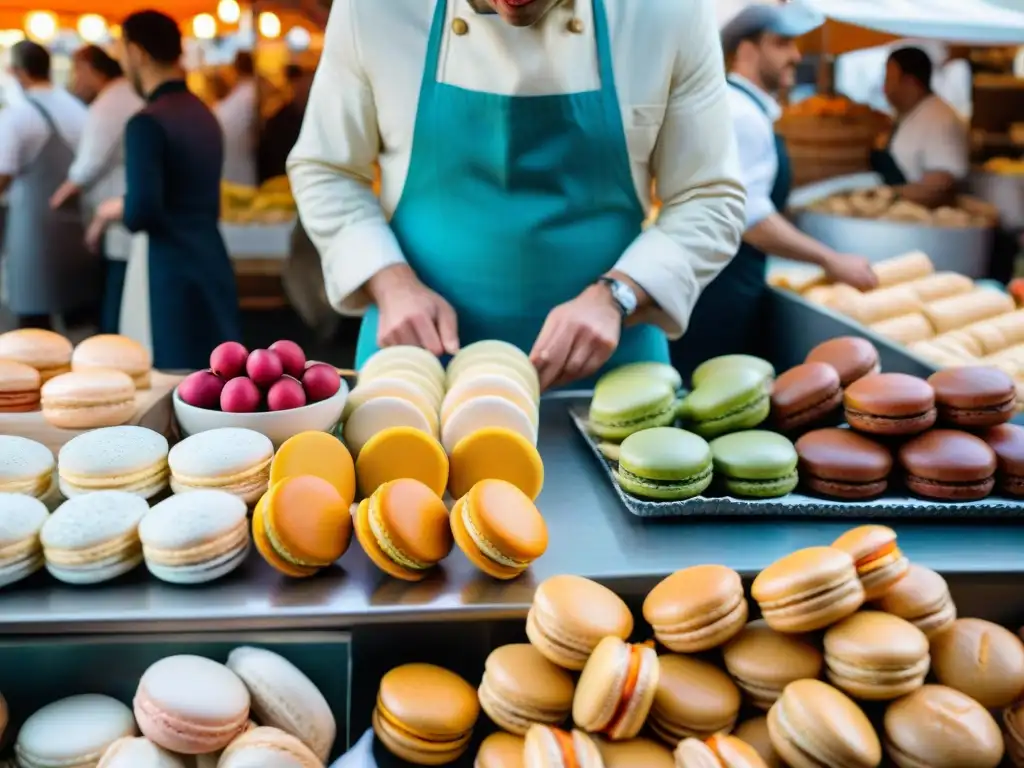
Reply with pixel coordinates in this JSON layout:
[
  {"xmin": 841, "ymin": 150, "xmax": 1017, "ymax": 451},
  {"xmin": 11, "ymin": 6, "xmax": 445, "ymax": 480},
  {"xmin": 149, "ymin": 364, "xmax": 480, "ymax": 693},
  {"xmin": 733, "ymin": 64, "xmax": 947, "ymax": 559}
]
[
  {"xmin": 441, "ymin": 395, "xmax": 537, "ymax": 454},
  {"xmin": 343, "ymin": 397, "xmax": 434, "ymax": 456},
  {"xmin": 360, "ymin": 366, "xmax": 444, "ymax": 408},
  {"xmin": 98, "ymin": 737, "xmax": 186, "ymax": 768},
  {"xmin": 450, "ymin": 359, "xmax": 540, "ymax": 403},
  {"xmin": 17, "ymin": 695, "xmax": 137, "ymax": 768},
  {"xmin": 0, "ymin": 435, "xmax": 55, "ymax": 499},
  {"xmin": 358, "ymin": 345, "xmax": 446, "ymax": 385},
  {"xmin": 168, "ymin": 428, "xmax": 273, "ymax": 504},
  {"xmin": 344, "ymin": 378, "xmax": 439, "ymax": 434},
  {"xmin": 441, "ymin": 372, "xmax": 538, "ymax": 429},
  {"xmin": 0, "ymin": 493, "xmax": 48, "ymax": 587},
  {"xmin": 58, "ymin": 425, "xmax": 169, "ymax": 499}
]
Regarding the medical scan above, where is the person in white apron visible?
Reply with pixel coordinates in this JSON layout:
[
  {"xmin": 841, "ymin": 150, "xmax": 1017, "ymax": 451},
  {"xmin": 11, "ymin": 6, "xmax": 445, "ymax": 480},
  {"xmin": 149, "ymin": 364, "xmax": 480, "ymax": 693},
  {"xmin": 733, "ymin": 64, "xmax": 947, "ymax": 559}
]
[
  {"xmin": 0, "ymin": 41, "xmax": 99, "ymax": 329},
  {"xmin": 288, "ymin": 0, "xmax": 747, "ymax": 390}
]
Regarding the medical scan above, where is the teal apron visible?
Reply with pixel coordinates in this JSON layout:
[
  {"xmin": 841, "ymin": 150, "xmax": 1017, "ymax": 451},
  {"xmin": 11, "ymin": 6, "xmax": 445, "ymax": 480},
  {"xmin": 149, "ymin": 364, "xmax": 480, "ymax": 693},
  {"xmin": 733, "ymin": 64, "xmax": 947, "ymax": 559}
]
[
  {"xmin": 355, "ymin": 0, "xmax": 668, "ymax": 383},
  {"xmin": 869, "ymin": 128, "xmax": 908, "ymax": 186},
  {"xmin": 671, "ymin": 79, "xmax": 792, "ymax": 381}
]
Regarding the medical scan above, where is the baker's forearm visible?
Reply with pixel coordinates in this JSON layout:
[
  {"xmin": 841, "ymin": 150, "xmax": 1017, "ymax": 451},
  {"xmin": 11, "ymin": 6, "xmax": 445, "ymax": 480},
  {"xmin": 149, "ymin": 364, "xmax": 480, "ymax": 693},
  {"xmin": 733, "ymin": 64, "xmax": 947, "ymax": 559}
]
[{"xmin": 745, "ymin": 213, "xmax": 837, "ymax": 267}]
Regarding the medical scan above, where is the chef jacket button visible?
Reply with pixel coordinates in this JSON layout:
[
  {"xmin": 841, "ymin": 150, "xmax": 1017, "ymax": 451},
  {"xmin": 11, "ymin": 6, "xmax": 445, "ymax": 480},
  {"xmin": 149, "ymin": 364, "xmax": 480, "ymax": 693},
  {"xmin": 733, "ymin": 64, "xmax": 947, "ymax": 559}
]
[
  {"xmin": 452, "ymin": 17, "xmax": 469, "ymax": 35},
  {"xmin": 567, "ymin": 17, "xmax": 584, "ymax": 34}
]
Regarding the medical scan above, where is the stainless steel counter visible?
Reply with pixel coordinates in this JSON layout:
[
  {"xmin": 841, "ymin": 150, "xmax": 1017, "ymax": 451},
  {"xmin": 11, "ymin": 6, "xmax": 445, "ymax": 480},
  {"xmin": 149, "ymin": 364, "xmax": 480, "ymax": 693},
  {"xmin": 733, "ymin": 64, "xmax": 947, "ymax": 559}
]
[{"xmin": 1, "ymin": 396, "xmax": 1023, "ymax": 635}]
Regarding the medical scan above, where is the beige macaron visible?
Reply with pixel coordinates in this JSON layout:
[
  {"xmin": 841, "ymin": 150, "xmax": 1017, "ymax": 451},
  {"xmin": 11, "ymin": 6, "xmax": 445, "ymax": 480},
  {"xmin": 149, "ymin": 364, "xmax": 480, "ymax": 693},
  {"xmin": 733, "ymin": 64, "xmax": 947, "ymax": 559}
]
[
  {"xmin": 823, "ymin": 611, "xmax": 929, "ymax": 701},
  {"xmin": 442, "ymin": 372, "xmax": 538, "ymax": 428},
  {"xmin": 344, "ymin": 378, "xmax": 439, "ymax": 434},
  {"xmin": 0, "ymin": 328, "xmax": 72, "ymax": 382},
  {"xmin": 733, "ymin": 718, "xmax": 782, "ymax": 768},
  {"xmin": 442, "ymin": 395, "xmax": 537, "ymax": 454},
  {"xmin": 649, "ymin": 653, "xmax": 741, "ymax": 746},
  {"xmin": 930, "ymin": 618, "xmax": 1024, "ymax": 709},
  {"xmin": 0, "ymin": 359, "xmax": 42, "ymax": 412},
  {"xmin": 874, "ymin": 563, "xmax": 956, "ymax": 638},
  {"xmin": 358, "ymin": 345, "xmax": 445, "ymax": 387},
  {"xmin": 72, "ymin": 335, "xmax": 152, "ymax": 389},
  {"xmin": 41, "ymin": 370, "xmax": 136, "ymax": 429},
  {"xmin": 674, "ymin": 735, "xmax": 768, "ymax": 768},
  {"xmin": 723, "ymin": 620, "xmax": 823, "ymax": 710},
  {"xmin": 98, "ymin": 737, "xmax": 186, "ymax": 767}
]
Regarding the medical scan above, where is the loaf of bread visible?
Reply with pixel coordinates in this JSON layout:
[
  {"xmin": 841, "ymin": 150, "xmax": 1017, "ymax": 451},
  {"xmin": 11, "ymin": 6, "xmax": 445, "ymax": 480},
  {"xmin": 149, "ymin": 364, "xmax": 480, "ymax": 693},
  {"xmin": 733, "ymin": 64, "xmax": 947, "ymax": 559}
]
[
  {"xmin": 923, "ymin": 289, "xmax": 1015, "ymax": 333},
  {"xmin": 852, "ymin": 286, "xmax": 924, "ymax": 325},
  {"xmin": 869, "ymin": 313, "xmax": 934, "ymax": 344},
  {"xmin": 803, "ymin": 285, "xmax": 837, "ymax": 306},
  {"xmin": 989, "ymin": 310, "xmax": 1024, "ymax": 347},
  {"xmin": 935, "ymin": 329, "xmax": 985, "ymax": 357},
  {"xmin": 907, "ymin": 340, "xmax": 971, "ymax": 368},
  {"xmin": 872, "ymin": 251, "xmax": 934, "ymax": 288},
  {"xmin": 902, "ymin": 272, "xmax": 974, "ymax": 303}
]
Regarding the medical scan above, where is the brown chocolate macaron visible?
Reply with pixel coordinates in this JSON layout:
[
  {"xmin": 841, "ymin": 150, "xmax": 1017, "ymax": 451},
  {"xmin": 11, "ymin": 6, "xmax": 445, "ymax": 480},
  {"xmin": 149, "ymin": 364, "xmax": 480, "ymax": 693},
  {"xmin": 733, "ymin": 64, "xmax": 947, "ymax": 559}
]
[
  {"xmin": 648, "ymin": 654, "xmax": 741, "ymax": 746},
  {"xmin": 928, "ymin": 366, "xmax": 1016, "ymax": 428},
  {"xmin": 898, "ymin": 429, "xmax": 997, "ymax": 501},
  {"xmin": 831, "ymin": 525, "xmax": 909, "ymax": 600},
  {"xmin": 733, "ymin": 718, "xmax": 782, "ymax": 768},
  {"xmin": 795, "ymin": 429, "xmax": 893, "ymax": 500},
  {"xmin": 771, "ymin": 363, "xmax": 844, "ymax": 433},
  {"xmin": 931, "ymin": 618, "xmax": 1024, "ymax": 709},
  {"xmin": 983, "ymin": 423, "xmax": 1024, "ymax": 497},
  {"xmin": 722, "ymin": 620, "xmax": 824, "ymax": 710},
  {"xmin": 884, "ymin": 685, "xmax": 1003, "ymax": 768},
  {"xmin": 874, "ymin": 563, "xmax": 956, "ymax": 639},
  {"xmin": 844, "ymin": 373, "xmax": 937, "ymax": 436},
  {"xmin": 806, "ymin": 337, "xmax": 881, "ymax": 388}
]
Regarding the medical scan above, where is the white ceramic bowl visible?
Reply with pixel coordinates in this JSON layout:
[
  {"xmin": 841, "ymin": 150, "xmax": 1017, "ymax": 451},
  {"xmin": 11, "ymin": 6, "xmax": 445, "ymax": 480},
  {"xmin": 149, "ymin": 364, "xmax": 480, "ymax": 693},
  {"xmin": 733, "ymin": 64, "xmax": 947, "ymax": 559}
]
[{"xmin": 172, "ymin": 379, "xmax": 348, "ymax": 447}]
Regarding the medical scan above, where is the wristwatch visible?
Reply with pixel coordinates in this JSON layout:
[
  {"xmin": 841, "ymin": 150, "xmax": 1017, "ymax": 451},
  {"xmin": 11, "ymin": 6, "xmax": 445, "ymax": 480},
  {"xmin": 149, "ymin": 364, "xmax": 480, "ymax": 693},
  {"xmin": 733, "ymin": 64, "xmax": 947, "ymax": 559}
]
[{"xmin": 597, "ymin": 276, "xmax": 638, "ymax": 318}]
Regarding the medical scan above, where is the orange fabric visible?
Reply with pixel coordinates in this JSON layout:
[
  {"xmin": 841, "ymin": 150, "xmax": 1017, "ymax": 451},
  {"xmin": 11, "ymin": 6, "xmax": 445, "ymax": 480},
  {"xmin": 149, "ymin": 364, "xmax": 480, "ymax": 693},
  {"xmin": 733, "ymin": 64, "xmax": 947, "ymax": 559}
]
[
  {"xmin": 0, "ymin": 1, "xmax": 214, "ymax": 25},
  {"xmin": 798, "ymin": 20, "xmax": 898, "ymax": 55}
]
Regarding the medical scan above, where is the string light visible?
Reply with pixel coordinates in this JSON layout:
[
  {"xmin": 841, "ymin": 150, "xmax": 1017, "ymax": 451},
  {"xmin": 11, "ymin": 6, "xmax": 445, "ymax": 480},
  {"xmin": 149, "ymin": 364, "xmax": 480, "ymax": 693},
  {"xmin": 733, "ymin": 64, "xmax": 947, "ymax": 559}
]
[
  {"xmin": 24, "ymin": 11, "xmax": 57, "ymax": 42},
  {"xmin": 257, "ymin": 11, "xmax": 280, "ymax": 39},
  {"xmin": 77, "ymin": 14, "xmax": 107, "ymax": 43},
  {"xmin": 285, "ymin": 26, "xmax": 310, "ymax": 51},
  {"xmin": 217, "ymin": 0, "xmax": 241, "ymax": 24},
  {"xmin": 192, "ymin": 13, "xmax": 217, "ymax": 40}
]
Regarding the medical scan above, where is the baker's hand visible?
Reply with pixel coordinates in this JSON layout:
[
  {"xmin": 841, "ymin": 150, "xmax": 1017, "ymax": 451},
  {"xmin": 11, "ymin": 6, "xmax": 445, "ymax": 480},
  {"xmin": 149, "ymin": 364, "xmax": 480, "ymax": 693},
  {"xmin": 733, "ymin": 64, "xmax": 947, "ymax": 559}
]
[
  {"xmin": 531, "ymin": 284, "xmax": 621, "ymax": 391},
  {"xmin": 84, "ymin": 215, "xmax": 107, "ymax": 253},
  {"xmin": 369, "ymin": 265, "xmax": 459, "ymax": 356},
  {"xmin": 824, "ymin": 253, "xmax": 878, "ymax": 292},
  {"xmin": 49, "ymin": 181, "xmax": 78, "ymax": 210},
  {"xmin": 84, "ymin": 198, "xmax": 124, "ymax": 253}
]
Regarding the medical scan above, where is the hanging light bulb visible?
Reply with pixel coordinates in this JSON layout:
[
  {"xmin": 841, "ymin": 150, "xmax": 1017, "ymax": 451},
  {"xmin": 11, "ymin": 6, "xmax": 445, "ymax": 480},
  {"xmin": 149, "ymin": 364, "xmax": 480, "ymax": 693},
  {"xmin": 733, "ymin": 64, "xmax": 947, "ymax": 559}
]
[
  {"xmin": 285, "ymin": 26, "xmax": 310, "ymax": 51},
  {"xmin": 24, "ymin": 11, "xmax": 57, "ymax": 42},
  {"xmin": 77, "ymin": 14, "xmax": 107, "ymax": 43},
  {"xmin": 192, "ymin": 13, "xmax": 218, "ymax": 40},
  {"xmin": 257, "ymin": 11, "xmax": 281, "ymax": 39},
  {"xmin": 217, "ymin": 0, "xmax": 241, "ymax": 24}
]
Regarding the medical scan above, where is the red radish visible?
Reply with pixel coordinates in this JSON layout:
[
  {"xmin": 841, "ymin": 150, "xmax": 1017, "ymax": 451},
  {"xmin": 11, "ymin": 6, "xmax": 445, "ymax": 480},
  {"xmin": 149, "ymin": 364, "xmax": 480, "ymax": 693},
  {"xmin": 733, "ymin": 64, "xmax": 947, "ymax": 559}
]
[
  {"xmin": 269, "ymin": 340, "xmax": 307, "ymax": 379},
  {"xmin": 302, "ymin": 363, "xmax": 341, "ymax": 402},
  {"xmin": 178, "ymin": 370, "xmax": 225, "ymax": 410},
  {"xmin": 221, "ymin": 377, "xmax": 262, "ymax": 413},
  {"xmin": 246, "ymin": 349, "xmax": 284, "ymax": 388},
  {"xmin": 210, "ymin": 341, "xmax": 249, "ymax": 379},
  {"xmin": 267, "ymin": 376, "xmax": 307, "ymax": 411}
]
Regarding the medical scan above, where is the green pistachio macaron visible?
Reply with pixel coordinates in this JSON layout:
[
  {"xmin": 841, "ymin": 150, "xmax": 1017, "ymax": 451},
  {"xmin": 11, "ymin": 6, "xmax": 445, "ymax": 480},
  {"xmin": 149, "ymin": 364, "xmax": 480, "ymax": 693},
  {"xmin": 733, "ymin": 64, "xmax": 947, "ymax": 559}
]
[
  {"xmin": 691, "ymin": 355, "xmax": 775, "ymax": 389},
  {"xmin": 680, "ymin": 367, "xmax": 771, "ymax": 439},
  {"xmin": 615, "ymin": 427, "xmax": 713, "ymax": 500},
  {"xmin": 710, "ymin": 430, "xmax": 799, "ymax": 498},
  {"xmin": 596, "ymin": 363, "xmax": 684, "ymax": 394},
  {"xmin": 588, "ymin": 377, "xmax": 677, "ymax": 441}
]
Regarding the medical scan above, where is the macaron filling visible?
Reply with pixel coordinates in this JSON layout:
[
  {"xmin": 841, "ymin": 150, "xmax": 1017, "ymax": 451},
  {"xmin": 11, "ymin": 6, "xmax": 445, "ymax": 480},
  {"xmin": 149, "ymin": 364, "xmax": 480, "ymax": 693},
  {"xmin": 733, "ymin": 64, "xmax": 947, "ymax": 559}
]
[
  {"xmin": 461, "ymin": 499, "xmax": 529, "ymax": 569},
  {"xmin": 846, "ymin": 406, "xmax": 935, "ymax": 426},
  {"xmin": 369, "ymin": 495, "xmax": 432, "ymax": 571},
  {"xmin": 617, "ymin": 464, "xmax": 712, "ymax": 492},
  {"xmin": 854, "ymin": 541, "xmax": 902, "ymax": 574},
  {"xmin": 552, "ymin": 728, "xmax": 580, "ymax": 768},
  {"xmin": 722, "ymin": 468, "xmax": 798, "ymax": 493},
  {"xmin": 603, "ymin": 644, "xmax": 645, "ymax": 737},
  {"xmin": 595, "ymin": 400, "xmax": 677, "ymax": 429}
]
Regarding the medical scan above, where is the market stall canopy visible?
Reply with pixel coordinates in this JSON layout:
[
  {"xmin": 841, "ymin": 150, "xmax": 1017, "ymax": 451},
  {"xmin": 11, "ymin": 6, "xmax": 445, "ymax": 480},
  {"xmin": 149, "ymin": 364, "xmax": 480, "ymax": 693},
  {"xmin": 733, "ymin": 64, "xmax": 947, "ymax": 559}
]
[{"xmin": 803, "ymin": 0, "xmax": 1024, "ymax": 51}]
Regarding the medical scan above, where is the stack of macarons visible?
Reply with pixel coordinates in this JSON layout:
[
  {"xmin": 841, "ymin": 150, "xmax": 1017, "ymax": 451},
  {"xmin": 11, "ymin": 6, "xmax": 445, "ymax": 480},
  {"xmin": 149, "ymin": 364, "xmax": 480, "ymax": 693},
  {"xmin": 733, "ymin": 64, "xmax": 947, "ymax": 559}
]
[{"xmin": 0, "ymin": 359, "xmax": 42, "ymax": 412}]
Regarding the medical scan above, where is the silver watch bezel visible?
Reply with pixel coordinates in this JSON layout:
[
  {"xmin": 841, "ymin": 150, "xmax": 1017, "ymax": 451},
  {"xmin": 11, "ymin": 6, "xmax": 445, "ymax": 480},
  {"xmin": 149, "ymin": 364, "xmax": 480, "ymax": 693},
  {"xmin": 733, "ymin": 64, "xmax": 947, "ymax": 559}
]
[{"xmin": 608, "ymin": 279, "xmax": 638, "ymax": 317}]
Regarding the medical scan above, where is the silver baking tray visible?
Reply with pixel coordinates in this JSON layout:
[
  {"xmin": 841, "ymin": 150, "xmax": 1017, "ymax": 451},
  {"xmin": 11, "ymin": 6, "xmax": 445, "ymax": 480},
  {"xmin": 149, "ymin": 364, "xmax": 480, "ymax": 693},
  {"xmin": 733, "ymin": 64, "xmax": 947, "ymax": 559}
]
[{"xmin": 568, "ymin": 405, "xmax": 1024, "ymax": 519}]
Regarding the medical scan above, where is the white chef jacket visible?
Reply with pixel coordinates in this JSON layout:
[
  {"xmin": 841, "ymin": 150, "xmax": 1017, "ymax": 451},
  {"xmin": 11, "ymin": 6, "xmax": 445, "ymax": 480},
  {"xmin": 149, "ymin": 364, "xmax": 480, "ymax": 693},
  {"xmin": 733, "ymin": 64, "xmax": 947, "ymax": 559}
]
[
  {"xmin": 288, "ymin": 0, "xmax": 746, "ymax": 339},
  {"xmin": 0, "ymin": 86, "xmax": 86, "ymax": 178},
  {"xmin": 727, "ymin": 73, "xmax": 782, "ymax": 229},
  {"xmin": 67, "ymin": 78, "xmax": 144, "ymax": 259},
  {"xmin": 215, "ymin": 79, "xmax": 259, "ymax": 188},
  {"xmin": 890, "ymin": 94, "xmax": 969, "ymax": 184}
]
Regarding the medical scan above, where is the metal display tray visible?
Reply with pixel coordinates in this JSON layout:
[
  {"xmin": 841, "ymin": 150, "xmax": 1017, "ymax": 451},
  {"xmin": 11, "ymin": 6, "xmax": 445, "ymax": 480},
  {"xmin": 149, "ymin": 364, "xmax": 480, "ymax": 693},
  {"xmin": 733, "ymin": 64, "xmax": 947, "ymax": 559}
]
[{"xmin": 568, "ymin": 404, "xmax": 1024, "ymax": 519}]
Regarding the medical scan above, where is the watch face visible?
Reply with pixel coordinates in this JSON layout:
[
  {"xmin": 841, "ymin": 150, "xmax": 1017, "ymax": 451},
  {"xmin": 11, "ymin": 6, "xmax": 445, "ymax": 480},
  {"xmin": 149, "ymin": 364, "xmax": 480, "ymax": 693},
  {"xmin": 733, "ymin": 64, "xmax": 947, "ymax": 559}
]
[{"xmin": 611, "ymin": 281, "xmax": 637, "ymax": 315}]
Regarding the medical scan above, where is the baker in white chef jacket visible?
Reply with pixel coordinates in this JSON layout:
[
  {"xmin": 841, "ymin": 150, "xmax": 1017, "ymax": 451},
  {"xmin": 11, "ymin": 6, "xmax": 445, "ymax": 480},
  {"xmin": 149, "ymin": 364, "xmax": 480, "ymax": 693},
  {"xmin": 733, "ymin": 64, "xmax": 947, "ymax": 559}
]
[
  {"xmin": 288, "ymin": 0, "xmax": 747, "ymax": 390},
  {"xmin": 873, "ymin": 46, "xmax": 969, "ymax": 207}
]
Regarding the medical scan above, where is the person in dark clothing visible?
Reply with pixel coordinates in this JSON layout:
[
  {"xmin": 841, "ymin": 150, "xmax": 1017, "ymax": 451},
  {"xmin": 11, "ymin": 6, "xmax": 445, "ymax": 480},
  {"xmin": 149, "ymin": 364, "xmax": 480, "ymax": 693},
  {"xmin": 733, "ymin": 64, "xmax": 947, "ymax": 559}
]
[
  {"xmin": 86, "ymin": 10, "xmax": 241, "ymax": 369},
  {"xmin": 258, "ymin": 64, "xmax": 313, "ymax": 183}
]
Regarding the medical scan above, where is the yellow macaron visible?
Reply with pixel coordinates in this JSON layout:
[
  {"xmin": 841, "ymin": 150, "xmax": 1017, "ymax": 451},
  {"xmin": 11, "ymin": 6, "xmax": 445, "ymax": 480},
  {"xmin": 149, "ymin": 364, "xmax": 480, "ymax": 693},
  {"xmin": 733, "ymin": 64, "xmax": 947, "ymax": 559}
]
[
  {"xmin": 449, "ymin": 427, "xmax": 544, "ymax": 501},
  {"xmin": 355, "ymin": 427, "xmax": 449, "ymax": 498}
]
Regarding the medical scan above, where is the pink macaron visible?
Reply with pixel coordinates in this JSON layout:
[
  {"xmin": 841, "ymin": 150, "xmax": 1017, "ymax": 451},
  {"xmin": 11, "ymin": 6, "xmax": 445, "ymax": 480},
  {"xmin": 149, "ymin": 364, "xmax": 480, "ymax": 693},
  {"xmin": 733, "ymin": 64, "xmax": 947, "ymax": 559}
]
[{"xmin": 134, "ymin": 655, "xmax": 251, "ymax": 754}]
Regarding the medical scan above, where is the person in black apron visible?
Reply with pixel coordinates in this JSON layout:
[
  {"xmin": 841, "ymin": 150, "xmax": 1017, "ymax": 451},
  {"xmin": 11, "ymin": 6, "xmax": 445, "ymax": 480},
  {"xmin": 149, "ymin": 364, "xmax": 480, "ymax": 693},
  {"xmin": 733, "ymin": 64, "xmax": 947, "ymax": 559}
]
[{"xmin": 672, "ymin": 3, "xmax": 878, "ymax": 380}]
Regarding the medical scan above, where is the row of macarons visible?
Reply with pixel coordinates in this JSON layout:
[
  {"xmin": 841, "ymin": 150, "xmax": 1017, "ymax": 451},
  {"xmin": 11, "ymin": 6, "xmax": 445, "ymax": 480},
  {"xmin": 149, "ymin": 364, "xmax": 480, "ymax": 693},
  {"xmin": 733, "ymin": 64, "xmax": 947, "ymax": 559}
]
[
  {"xmin": 605, "ymin": 422, "xmax": 1024, "ymax": 503},
  {"xmin": 381, "ymin": 525, "xmax": 1023, "ymax": 768},
  {"xmin": 0, "ymin": 647, "xmax": 338, "ymax": 767},
  {"xmin": 342, "ymin": 341, "xmax": 541, "ymax": 458}
]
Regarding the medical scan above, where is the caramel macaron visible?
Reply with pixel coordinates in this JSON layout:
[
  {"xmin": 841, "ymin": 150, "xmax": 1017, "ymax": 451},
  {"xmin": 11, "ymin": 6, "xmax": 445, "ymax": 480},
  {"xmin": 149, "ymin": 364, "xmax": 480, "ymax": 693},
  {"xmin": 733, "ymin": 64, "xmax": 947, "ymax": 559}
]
[
  {"xmin": 844, "ymin": 373, "xmax": 936, "ymax": 436},
  {"xmin": 373, "ymin": 663, "xmax": 479, "ymax": 766},
  {"xmin": 526, "ymin": 575, "xmax": 633, "ymax": 671},
  {"xmin": 806, "ymin": 337, "xmax": 880, "ymax": 388},
  {"xmin": 884, "ymin": 685, "xmax": 1002, "ymax": 768},
  {"xmin": 831, "ymin": 525, "xmax": 909, "ymax": 600},
  {"xmin": 72, "ymin": 334, "xmax": 153, "ymax": 389},
  {"xmin": 596, "ymin": 737, "xmax": 674, "ymax": 768},
  {"xmin": 523, "ymin": 726, "xmax": 604, "ymax": 768},
  {"xmin": 476, "ymin": 732, "xmax": 525, "ymax": 768},
  {"xmin": 643, "ymin": 565, "xmax": 747, "ymax": 653},
  {"xmin": 931, "ymin": 618, "xmax": 1024, "ymax": 709},
  {"xmin": 649, "ymin": 654, "xmax": 741, "ymax": 746},
  {"xmin": 0, "ymin": 360, "xmax": 41, "ymax": 412},
  {"xmin": 451, "ymin": 479, "xmax": 548, "ymax": 580},
  {"xmin": 733, "ymin": 718, "xmax": 782, "ymax": 768},
  {"xmin": 41, "ymin": 370, "xmax": 136, "ymax": 429},
  {"xmin": 795, "ymin": 429, "xmax": 893, "ymax": 500},
  {"xmin": 478, "ymin": 644, "xmax": 574, "ymax": 736},
  {"xmin": 767, "ymin": 680, "xmax": 880, "ymax": 768},
  {"xmin": 573, "ymin": 637, "xmax": 659, "ymax": 741},
  {"xmin": 823, "ymin": 611, "xmax": 929, "ymax": 701},
  {"xmin": 723, "ymin": 620, "xmax": 824, "ymax": 710},
  {"xmin": 928, "ymin": 366, "xmax": 1016, "ymax": 429},
  {"xmin": 751, "ymin": 547, "xmax": 864, "ymax": 633},
  {"xmin": 675, "ymin": 735, "xmax": 768, "ymax": 768},
  {"xmin": 354, "ymin": 478, "xmax": 452, "ymax": 582},
  {"xmin": 983, "ymin": 423, "xmax": 1024, "ymax": 497},
  {"xmin": 874, "ymin": 564, "xmax": 956, "ymax": 639},
  {"xmin": 0, "ymin": 328, "xmax": 72, "ymax": 382},
  {"xmin": 898, "ymin": 430, "xmax": 997, "ymax": 501}
]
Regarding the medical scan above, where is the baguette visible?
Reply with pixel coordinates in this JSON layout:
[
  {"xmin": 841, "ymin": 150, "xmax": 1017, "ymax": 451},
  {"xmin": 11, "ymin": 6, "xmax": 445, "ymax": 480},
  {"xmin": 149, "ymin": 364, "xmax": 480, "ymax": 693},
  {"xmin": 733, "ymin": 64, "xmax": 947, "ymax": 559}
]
[
  {"xmin": 902, "ymin": 272, "xmax": 974, "ymax": 302},
  {"xmin": 869, "ymin": 313, "xmax": 933, "ymax": 344},
  {"xmin": 923, "ymin": 289, "xmax": 1015, "ymax": 333},
  {"xmin": 989, "ymin": 310, "xmax": 1024, "ymax": 346},
  {"xmin": 852, "ymin": 286, "xmax": 924, "ymax": 325},
  {"xmin": 907, "ymin": 341, "xmax": 971, "ymax": 369},
  {"xmin": 872, "ymin": 251, "xmax": 934, "ymax": 287}
]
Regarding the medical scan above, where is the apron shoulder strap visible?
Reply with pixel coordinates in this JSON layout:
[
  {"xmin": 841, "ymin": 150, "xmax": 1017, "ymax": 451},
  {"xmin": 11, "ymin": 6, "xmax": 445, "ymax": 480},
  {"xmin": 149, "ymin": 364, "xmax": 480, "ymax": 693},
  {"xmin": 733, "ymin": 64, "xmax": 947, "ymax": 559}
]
[
  {"xmin": 24, "ymin": 97, "xmax": 72, "ymax": 152},
  {"xmin": 727, "ymin": 79, "xmax": 774, "ymax": 120}
]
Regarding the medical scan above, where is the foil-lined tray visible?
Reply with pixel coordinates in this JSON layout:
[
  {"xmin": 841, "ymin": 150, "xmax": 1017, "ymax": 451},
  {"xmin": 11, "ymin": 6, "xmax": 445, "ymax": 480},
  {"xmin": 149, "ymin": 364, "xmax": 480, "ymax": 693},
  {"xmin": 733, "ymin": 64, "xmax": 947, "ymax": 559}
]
[{"xmin": 568, "ymin": 405, "xmax": 1024, "ymax": 519}]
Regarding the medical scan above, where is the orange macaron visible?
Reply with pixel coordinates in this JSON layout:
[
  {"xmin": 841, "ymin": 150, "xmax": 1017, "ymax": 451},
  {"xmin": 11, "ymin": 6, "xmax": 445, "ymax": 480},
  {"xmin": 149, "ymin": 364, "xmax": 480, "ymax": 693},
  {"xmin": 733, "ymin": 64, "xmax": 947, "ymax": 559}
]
[
  {"xmin": 573, "ymin": 637, "xmax": 659, "ymax": 741},
  {"xmin": 253, "ymin": 475, "xmax": 351, "ymax": 578},
  {"xmin": 830, "ymin": 525, "xmax": 909, "ymax": 601},
  {"xmin": 0, "ymin": 360, "xmax": 41, "ymax": 412},
  {"xmin": 354, "ymin": 478, "xmax": 452, "ymax": 582},
  {"xmin": 449, "ymin": 426, "xmax": 544, "ymax": 501},
  {"xmin": 355, "ymin": 427, "xmax": 449, "ymax": 499},
  {"xmin": 270, "ymin": 431, "xmax": 355, "ymax": 507},
  {"xmin": 451, "ymin": 479, "xmax": 548, "ymax": 580}
]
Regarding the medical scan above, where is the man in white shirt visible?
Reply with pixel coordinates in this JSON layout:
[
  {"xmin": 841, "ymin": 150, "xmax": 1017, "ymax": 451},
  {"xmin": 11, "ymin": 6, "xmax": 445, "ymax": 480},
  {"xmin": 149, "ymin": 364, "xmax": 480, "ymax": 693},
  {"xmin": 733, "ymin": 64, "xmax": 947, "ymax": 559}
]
[
  {"xmin": 51, "ymin": 45, "xmax": 144, "ymax": 333},
  {"xmin": 875, "ymin": 46, "xmax": 969, "ymax": 207},
  {"xmin": 674, "ymin": 4, "xmax": 877, "ymax": 375},
  {"xmin": 0, "ymin": 41, "xmax": 98, "ymax": 329},
  {"xmin": 288, "ymin": 0, "xmax": 746, "ymax": 389},
  {"xmin": 215, "ymin": 51, "xmax": 258, "ymax": 188}
]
